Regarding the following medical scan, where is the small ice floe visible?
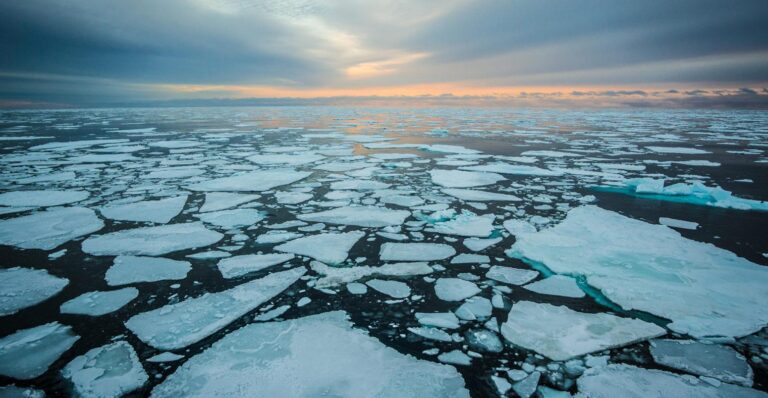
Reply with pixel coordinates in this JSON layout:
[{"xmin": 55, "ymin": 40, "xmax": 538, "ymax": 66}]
[
  {"xmin": 147, "ymin": 352, "xmax": 184, "ymax": 363},
  {"xmin": 106, "ymin": 255, "xmax": 191, "ymax": 285},
  {"xmin": 441, "ymin": 188, "xmax": 521, "ymax": 202},
  {"xmin": 460, "ymin": 163, "xmax": 562, "ymax": 176},
  {"xmin": 150, "ymin": 311, "xmax": 469, "ymax": 397},
  {"xmin": 366, "ymin": 279, "xmax": 411, "ymax": 299},
  {"xmin": 577, "ymin": 364, "xmax": 767, "ymax": 398},
  {"xmin": 0, "ymin": 207, "xmax": 104, "ymax": 250},
  {"xmin": 0, "ymin": 322, "xmax": 79, "ymax": 380},
  {"xmin": 427, "ymin": 211, "xmax": 495, "ymax": 237},
  {"xmin": 61, "ymin": 341, "xmax": 148, "ymax": 398},
  {"xmin": 297, "ymin": 206, "xmax": 409, "ymax": 227},
  {"xmin": 659, "ymin": 217, "xmax": 699, "ymax": 230},
  {"xmin": 501, "ymin": 301, "xmax": 665, "ymax": 361},
  {"xmin": 0, "ymin": 267, "xmax": 68, "ymax": 316},
  {"xmin": 429, "ymin": 170, "xmax": 505, "ymax": 188},
  {"xmin": 379, "ymin": 243, "xmax": 455, "ymax": 261},
  {"xmin": 485, "ymin": 266, "xmax": 538, "ymax": 285},
  {"xmin": 275, "ymin": 191, "xmax": 313, "ymax": 204},
  {"xmin": 196, "ymin": 209, "xmax": 265, "ymax": 229},
  {"xmin": 186, "ymin": 169, "xmax": 311, "ymax": 192},
  {"xmin": 311, "ymin": 261, "xmax": 432, "ymax": 288},
  {"xmin": 434, "ymin": 278, "xmax": 481, "ymax": 301},
  {"xmin": 100, "ymin": 195, "xmax": 187, "ymax": 224},
  {"xmin": 0, "ymin": 190, "xmax": 89, "ymax": 208},
  {"xmin": 216, "ymin": 253, "xmax": 295, "ymax": 279},
  {"xmin": 508, "ymin": 205, "xmax": 768, "ymax": 338},
  {"xmin": 199, "ymin": 192, "xmax": 260, "ymax": 213},
  {"xmin": 645, "ymin": 146, "xmax": 711, "ymax": 154},
  {"xmin": 463, "ymin": 237, "xmax": 502, "ymax": 251},
  {"xmin": 649, "ymin": 339, "xmax": 753, "ymax": 386},
  {"xmin": 82, "ymin": 222, "xmax": 223, "ymax": 256},
  {"xmin": 416, "ymin": 312, "xmax": 461, "ymax": 329},
  {"xmin": 125, "ymin": 267, "xmax": 305, "ymax": 350},
  {"xmin": 60, "ymin": 287, "xmax": 138, "ymax": 316},
  {"xmin": 523, "ymin": 275, "xmax": 585, "ymax": 298},
  {"xmin": 274, "ymin": 231, "xmax": 364, "ymax": 264}
]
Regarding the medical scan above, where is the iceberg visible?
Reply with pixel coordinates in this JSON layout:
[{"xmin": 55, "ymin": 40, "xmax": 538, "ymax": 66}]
[
  {"xmin": 500, "ymin": 301, "xmax": 665, "ymax": 361},
  {"xmin": 297, "ymin": 206, "xmax": 409, "ymax": 227},
  {"xmin": 0, "ymin": 207, "xmax": 104, "ymax": 250},
  {"xmin": 151, "ymin": 311, "xmax": 469, "ymax": 398},
  {"xmin": 186, "ymin": 169, "xmax": 311, "ymax": 192},
  {"xmin": 126, "ymin": 267, "xmax": 305, "ymax": 350},
  {"xmin": 0, "ymin": 267, "xmax": 68, "ymax": 316},
  {"xmin": 60, "ymin": 287, "xmax": 139, "ymax": 316},
  {"xmin": 61, "ymin": 341, "xmax": 148, "ymax": 398},
  {"xmin": 100, "ymin": 196, "xmax": 187, "ymax": 224},
  {"xmin": 508, "ymin": 205, "xmax": 768, "ymax": 338},
  {"xmin": 0, "ymin": 322, "xmax": 79, "ymax": 380},
  {"xmin": 275, "ymin": 232, "xmax": 364, "ymax": 264},
  {"xmin": 82, "ymin": 222, "xmax": 223, "ymax": 256},
  {"xmin": 106, "ymin": 256, "xmax": 191, "ymax": 285}
]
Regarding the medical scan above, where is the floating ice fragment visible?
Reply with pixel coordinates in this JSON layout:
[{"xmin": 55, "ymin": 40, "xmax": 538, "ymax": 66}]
[
  {"xmin": 311, "ymin": 261, "xmax": 432, "ymax": 288},
  {"xmin": 437, "ymin": 350, "xmax": 472, "ymax": 366},
  {"xmin": 106, "ymin": 256, "xmax": 191, "ymax": 285},
  {"xmin": 649, "ymin": 339, "xmax": 753, "ymax": 386},
  {"xmin": 297, "ymin": 206, "xmax": 409, "ymax": 227},
  {"xmin": 186, "ymin": 169, "xmax": 311, "ymax": 192},
  {"xmin": 100, "ymin": 196, "xmax": 187, "ymax": 224},
  {"xmin": 646, "ymin": 146, "xmax": 710, "ymax": 154},
  {"xmin": 60, "ymin": 287, "xmax": 138, "ymax": 316},
  {"xmin": 408, "ymin": 327, "xmax": 452, "ymax": 342},
  {"xmin": 463, "ymin": 237, "xmax": 502, "ymax": 252},
  {"xmin": 429, "ymin": 170, "xmax": 505, "ymax": 188},
  {"xmin": 275, "ymin": 232, "xmax": 364, "ymax": 264},
  {"xmin": 0, "ymin": 322, "xmax": 79, "ymax": 380},
  {"xmin": 126, "ymin": 267, "xmax": 305, "ymax": 350},
  {"xmin": 216, "ymin": 253, "xmax": 295, "ymax": 279},
  {"xmin": 416, "ymin": 312, "xmax": 461, "ymax": 329},
  {"xmin": 486, "ymin": 266, "xmax": 538, "ymax": 285},
  {"xmin": 366, "ymin": 279, "xmax": 411, "ymax": 298},
  {"xmin": 441, "ymin": 188, "xmax": 521, "ymax": 202},
  {"xmin": 434, "ymin": 278, "xmax": 481, "ymax": 301},
  {"xmin": 82, "ymin": 222, "xmax": 223, "ymax": 256},
  {"xmin": 427, "ymin": 211, "xmax": 495, "ymax": 237},
  {"xmin": 195, "ymin": 209, "xmax": 265, "ymax": 229},
  {"xmin": 199, "ymin": 192, "xmax": 260, "ymax": 213},
  {"xmin": 380, "ymin": 243, "xmax": 456, "ymax": 261},
  {"xmin": 0, "ymin": 267, "xmax": 68, "ymax": 316},
  {"xmin": 460, "ymin": 163, "xmax": 562, "ymax": 176},
  {"xmin": 61, "ymin": 341, "xmax": 148, "ymax": 398},
  {"xmin": 0, "ymin": 207, "xmax": 104, "ymax": 250},
  {"xmin": 523, "ymin": 275, "xmax": 585, "ymax": 298},
  {"xmin": 659, "ymin": 217, "xmax": 699, "ymax": 230}
]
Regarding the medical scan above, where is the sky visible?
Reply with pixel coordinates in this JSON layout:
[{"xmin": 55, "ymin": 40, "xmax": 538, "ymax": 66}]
[{"xmin": 1, "ymin": 0, "xmax": 767, "ymax": 108}]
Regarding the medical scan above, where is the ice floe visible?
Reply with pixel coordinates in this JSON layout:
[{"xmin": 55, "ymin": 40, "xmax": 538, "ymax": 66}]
[
  {"xmin": 0, "ymin": 207, "xmax": 104, "ymax": 250},
  {"xmin": 0, "ymin": 190, "xmax": 89, "ymax": 207},
  {"xmin": 82, "ymin": 222, "xmax": 223, "ymax": 256},
  {"xmin": 275, "ymin": 231, "xmax": 364, "ymax": 264},
  {"xmin": 523, "ymin": 275, "xmax": 585, "ymax": 298},
  {"xmin": 501, "ymin": 301, "xmax": 665, "ymax": 361},
  {"xmin": 199, "ymin": 192, "xmax": 260, "ymax": 212},
  {"xmin": 151, "ymin": 311, "xmax": 469, "ymax": 397},
  {"xmin": 366, "ymin": 279, "xmax": 411, "ymax": 298},
  {"xmin": 311, "ymin": 261, "xmax": 432, "ymax": 288},
  {"xmin": 0, "ymin": 322, "xmax": 79, "ymax": 380},
  {"xmin": 105, "ymin": 256, "xmax": 191, "ymax": 285},
  {"xmin": 60, "ymin": 288, "xmax": 139, "ymax": 316},
  {"xmin": 195, "ymin": 208, "xmax": 265, "ymax": 229},
  {"xmin": 297, "ymin": 206, "xmax": 410, "ymax": 227},
  {"xmin": 61, "ymin": 341, "xmax": 148, "ymax": 398},
  {"xmin": 100, "ymin": 196, "xmax": 187, "ymax": 224},
  {"xmin": 486, "ymin": 266, "xmax": 539, "ymax": 285},
  {"xmin": 126, "ymin": 267, "xmax": 305, "ymax": 350},
  {"xmin": 186, "ymin": 169, "xmax": 311, "ymax": 192},
  {"xmin": 434, "ymin": 278, "xmax": 481, "ymax": 301},
  {"xmin": 442, "ymin": 188, "xmax": 521, "ymax": 202},
  {"xmin": 508, "ymin": 205, "xmax": 768, "ymax": 338},
  {"xmin": 216, "ymin": 253, "xmax": 295, "ymax": 279},
  {"xmin": 0, "ymin": 267, "xmax": 68, "ymax": 316},
  {"xmin": 429, "ymin": 170, "xmax": 505, "ymax": 188},
  {"xmin": 380, "ymin": 243, "xmax": 456, "ymax": 261},
  {"xmin": 649, "ymin": 339, "xmax": 753, "ymax": 386}
]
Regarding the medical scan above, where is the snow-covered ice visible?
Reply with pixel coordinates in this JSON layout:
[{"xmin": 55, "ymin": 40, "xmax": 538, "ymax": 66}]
[
  {"xmin": 125, "ymin": 267, "xmax": 305, "ymax": 349},
  {"xmin": 195, "ymin": 209, "xmax": 265, "ymax": 229},
  {"xmin": 429, "ymin": 170, "xmax": 505, "ymax": 188},
  {"xmin": 0, "ymin": 207, "xmax": 104, "ymax": 250},
  {"xmin": 60, "ymin": 288, "xmax": 139, "ymax": 316},
  {"xmin": 0, "ymin": 323, "xmax": 79, "ymax": 380},
  {"xmin": 380, "ymin": 243, "xmax": 456, "ymax": 261},
  {"xmin": 105, "ymin": 256, "xmax": 191, "ymax": 285},
  {"xmin": 0, "ymin": 190, "xmax": 89, "ymax": 208},
  {"xmin": 216, "ymin": 253, "xmax": 295, "ymax": 279},
  {"xmin": 151, "ymin": 311, "xmax": 469, "ymax": 397},
  {"xmin": 523, "ymin": 275, "xmax": 585, "ymax": 298},
  {"xmin": 82, "ymin": 222, "xmax": 223, "ymax": 256},
  {"xmin": 366, "ymin": 279, "xmax": 411, "ymax": 298},
  {"xmin": 199, "ymin": 192, "xmax": 260, "ymax": 212},
  {"xmin": 434, "ymin": 278, "xmax": 481, "ymax": 301},
  {"xmin": 100, "ymin": 196, "xmax": 187, "ymax": 224},
  {"xmin": 61, "ymin": 341, "xmax": 148, "ymax": 398},
  {"xmin": 486, "ymin": 266, "xmax": 539, "ymax": 285},
  {"xmin": 441, "ymin": 188, "xmax": 521, "ymax": 202},
  {"xmin": 275, "ymin": 232, "xmax": 364, "ymax": 264},
  {"xmin": 0, "ymin": 267, "xmax": 68, "ymax": 316},
  {"xmin": 297, "ymin": 206, "xmax": 410, "ymax": 227},
  {"xmin": 501, "ymin": 301, "xmax": 665, "ymax": 361},
  {"xmin": 186, "ymin": 169, "xmax": 311, "ymax": 192},
  {"xmin": 649, "ymin": 339, "xmax": 753, "ymax": 386}
]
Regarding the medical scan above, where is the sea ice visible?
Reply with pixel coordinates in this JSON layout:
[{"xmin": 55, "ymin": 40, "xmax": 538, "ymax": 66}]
[
  {"xmin": 416, "ymin": 312, "xmax": 461, "ymax": 329},
  {"xmin": 126, "ymin": 267, "xmax": 306, "ymax": 350},
  {"xmin": 216, "ymin": 253, "xmax": 295, "ymax": 279},
  {"xmin": 297, "ymin": 206, "xmax": 409, "ymax": 227},
  {"xmin": 523, "ymin": 275, "xmax": 585, "ymax": 298},
  {"xmin": 311, "ymin": 261, "xmax": 432, "ymax": 288},
  {"xmin": 434, "ymin": 278, "xmax": 481, "ymax": 301},
  {"xmin": 441, "ymin": 188, "xmax": 521, "ymax": 202},
  {"xmin": 0, "ymin": 267, "xmax": 68, "ymax": 316},
  {"xmin": 485, "ymin": 266, "xmax": 539, "ymax": 285},
  {"xmin": 0, "ymin": 207, "xmax": 104, "ymax": 250},
  {"xmin": 275, "ymin": 232, "xmax": 364, "ymax": 264},
  {"xmin": 0, "ymin": 190, "xmax": 89, "ymax": 207},
  {"xmin": 82, "ymin": 222, "xmax": 223, "ymax": 256},
  {"xmin": 275, "ymin": 191, "xmax": 313, "ymax": 204},
  {"xmin": 60, "ymin": 287, "xmax": 138, "ymax": 316},
  {"xmin": 186, "ymin": 169, "xmax": 311, "ymax": 192},
  {"xmin": 437, "ymin": 350, "xmax": 472, "ymax": 366},
  {"xmin": 150, "ymin": 311, "xmax": 469, "ymax": 397},
  {"xmin": 646, "ymin": 146, "xmax": 710, "ymax": 154},
  {"xmin": 500, "ymin": 301, "xmax": 665, "ymax": 361},
  {"xmin": 380, "ymin": 243, "xmax": 456, "ymax": 261},
  {"xmin": 649, "ymin": 339, "xmax": 753, "ymax": 386},
  {"xmin": 0, "ymin": 323, "xmax": 79, "ymax": 380},
  {"xmin": 659, "ymin": 217, "xmax": 699, "ymax": 230},
  {"xmin": 428, "ymin": 211, "xmax": 495, "ymax": 237},
  {"xmin": 61, "ymin": 341, "xmax": 148, "ymax": 398},
  {"xmin": 199, "ymin": 192, "xmax": 260, "ymax": 212},
  {"xmin": 195, "ymin": 209, "xmax": 265, "ymax": 229},
  {"xmin": 603, "ymin": 179, "xmax": 768, "ymax": 211},
  {"xmin": 577, "ymin": 364, "xmax": 768, "ymax": 398},
  {"xmin": 105, "ymin": 256, "xmax": 191, "ymax": 285},
  {"xmin": 366, "ymin": 279, "xmax": 411, "ymax": 298},
  {"xmin": 429, "ymin": 170, "xmax": 505, "ymax": 188},
  {"xmin": 460, "ymin": 163, "xmax": 562, "ymax": 176},
  {"xmin": 100, "ymin": 196, "xmax": 187, "ymax": 224},
  {"xmin": 463, "ymin": 237, "xmax": 502, "ymax": 251},
  {"xmin": 508, "ymin": 205, "xmax": 768, "ymax": 338},
  {"xmin": 247, "ymin": 153, "xmax": 324, "ymax": 165}
]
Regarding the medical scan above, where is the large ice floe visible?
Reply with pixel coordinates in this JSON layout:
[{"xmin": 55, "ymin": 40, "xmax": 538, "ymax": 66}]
[
  {"xmin": 0, "ymin": 267, "xmax": 68, "ymax": 316},
  {"xmin": 125, "ymin": 267, "xmax": 305, "ymax": 350},
  {"xmin": 105, "ymin": 256, "xmax": 191, "ymax": 285},
  {"xmin": 99, "ymin": 196, "xmax": 187, "ymax": 223},
  {"xmin": 61, "ymin": 341, "xmax": 148, "ymax": 398},
  {"xmin": 649, "ymin": 339, "xmax": 754, "ymax": 386},
  {"xmin": 501, "ymin": 301, "xmax": 665, "ymax": 360},
  {"xmin": 185, "ymin": 169, "xmax": 311, "ymax": 191},
  {"xmin": 59, "ymin": 287, "xmax": 138, "ymax": 316},
  {"xmin": 380, "ymin": 242, "xmax": 456, "ymax": 261},
  {"xmin": 508, "ymin": 205, "xmax": 768, "ymax": 338},
  {"xmin": 216, "ymin": 253, "xmax": 295, "ymax": 279},
  {"xmin": 297, "ymin": 206, "xmax": 410, "ymax": 227},
  {"xmin": 0, "ymin": 190, "xmax": 89, "ymax": 207},
  {"xmin": 0, "ymin": 322, "xmax": 79, "ymax": 380},
  {"xmin": 150, "ymin": 311, "xmax": 469, "ymax": 398},
  {"xmin": 0, "ymin": 207, "xmax": 104, "ymax": 250},
  {"xmin": 429, "ymin": 169, "xmax": 505, "ymax": 188},
  {"xmin": 577, "ymin": 364, "xmax": 768, "ymax": 398},
  {"xmin": 82, "ymin": 222, "xmax": 223, "ymax": 256}
]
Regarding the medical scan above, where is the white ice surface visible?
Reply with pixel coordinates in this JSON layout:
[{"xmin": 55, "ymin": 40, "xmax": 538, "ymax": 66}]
[
  {"xmin": 523, "ymin": 275, "xmax": 585, "ymax": 298},
  {"xmin": 0, "ymin": 267, "xmax": 68, "ymax": 316},
  {"xmin": 126, "ymin": 267, "xmax": 305, "ymax": 350},
  {"xmin": 649, "ymin": 339, "xmax": 753, "ymax": 386},
  {"xmin": 434, "ymin": 278, "xmax": 481, "ymax": 301},
  {"xmin": 82, "ymin": 222, "xmax": 223, "ymax": 256},
  {"xmin": 380, "ymin": 243, "xmax": 456, "ymax": 261},
  {"xmin": 106, "ymin": 256, "xmax": 191, "ymax": 285},
  {"xmin": 0, "ymin": 322, "xmax": 79, "ymax": 380},
  {"xmin": 199, "ymin": 192, "xmax": 260, "ymax": 213},
  {"xmin": 275, "ymin": 232, "xmax": 364, "ymax": 264},
  {"xmin": 366, "ymin": 279, "xmax": 411, "ymax": 298},
  {"xmin": 441, "ymin": 188, "xmax": 521, "ymax": 202},
  {"xmin": 486, "ymin": 266, "xmax": 539, "ymax": 285},
  {"xmin": 195, "ymin": 209, "xmax": 265, "ymax": 229},
  {"xmin": 429, "ymin": 170, "xmax": 505, "ymax": 188},
  {"xmin": 0, "ymin": 207, "xmax": 104, "ymax": 250},
  {"xmin": 62, "ymin": 341, "xmax": 148, "ymax": 398},
  {"xmin": 311, "ymin": 261, "xmax": 432, "ymax": 288},
  {"xmin": 60, "ymin": 288, "xmax": 138, "ymax": 316},
  {"xmin": 297, "ymin": 206, "xmax": 409, "ymax": 227},
  {"xmin": 186, "ymin": 169, "xmax": 311, "ymax": 192},
  {"xmin": 0, "ymin": 190, "xmax": 89, "ymax": 207},
  {"xmin": 216, "ymin": 253, "xmax": 295, "ymax": 279},
  {"xmin": 100, "ymin": 196, "xmax": 187, "ymax": 224}
]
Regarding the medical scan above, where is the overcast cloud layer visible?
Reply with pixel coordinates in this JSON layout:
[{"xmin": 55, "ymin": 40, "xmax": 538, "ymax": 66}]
[{"xmin": 1, "ymin": 0, "xmax": 767, "ymax": 107}]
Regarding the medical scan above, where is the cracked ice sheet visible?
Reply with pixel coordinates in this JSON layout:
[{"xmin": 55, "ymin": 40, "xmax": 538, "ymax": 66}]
[
  {"xmin": 275, "ymin": 232, "xmax": 364, "ymax": 264},
  {"xmin": 0, "ymin": 207, "xmax": 104, "ymax": 250},
  {"xmin": 82, "ymin": 222, "xmax": 223, "ymax": 256},
  {"xmin": 151, "ymin": 311, "xmax": 470, "ymax": 398},
  {"xmin": 0, "ymin": 190, "xmax": 90, "ymax": 207},
  {"xmin": 0, "ymin": 267, "xmax": 68, "ymax": 316},
  {"xmin": 100, "ymin": 196, "xmax": 187, "ymax": 224},
  {"xmin": 0, "ymin": 322, "xmax": 80, "ymax": 380},
  {"xmin": 501, "ymin": 301, "xmax": 665, "ymax": 361},
  {"xmin": 429, "ymin": 170, "xmax": 505, "ymax": 188},
  {"xmin": 577, "ymin": 364, "xmax": 768, "ymax": 398},
  {"xmin": 185, "ymin": 169, "xmax": 311, "ymax": 192},
  {"xmin": 126, "ymin": 267, "xmax": 305, "ymax": 350},
  {"xmin": 60, "ymin": 287, "xmax": 139, "ymax": 316},
  {"xmin": 297, "ymin": 206, "xmax": 410, "ymax": 227},
  {"xmin": 311, "ymin": 261, "xmax": 432, "ymax": 288},
  {"xmin": 508, "ymin": 205, "xmax": 768, "ymax": 338},
  {"xmin": 62, "ymin": 341, "xmax": 148, "ymax": 398}
]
